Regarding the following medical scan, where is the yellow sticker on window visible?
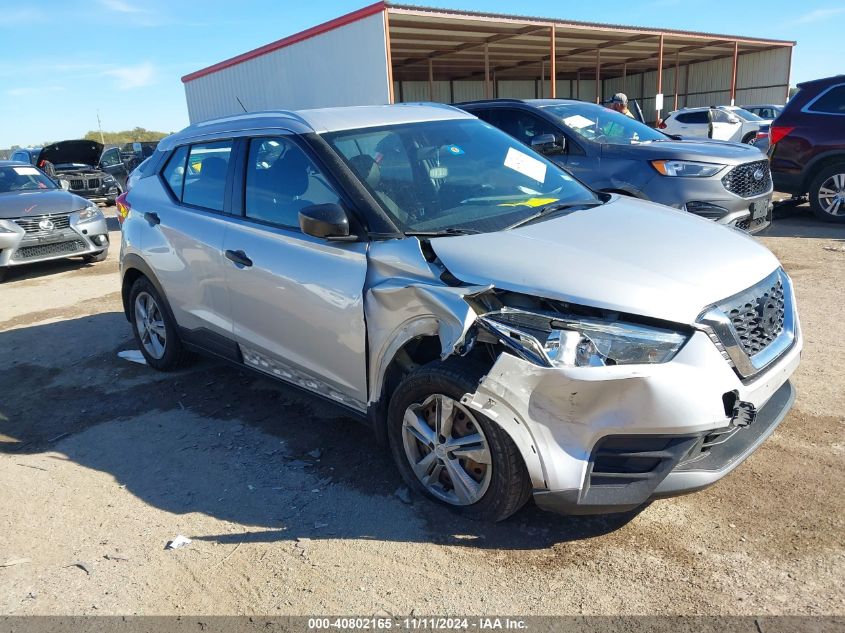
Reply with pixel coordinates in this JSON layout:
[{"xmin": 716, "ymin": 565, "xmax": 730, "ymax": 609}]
[{"xmin": 499, "ymin": 197, "xmax": 559, "ymax": 208}]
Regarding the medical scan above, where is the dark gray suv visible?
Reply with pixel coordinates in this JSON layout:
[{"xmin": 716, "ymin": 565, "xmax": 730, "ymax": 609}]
[{"xmin": 459, "ymin": 99, "xmax": 774, "ymax": 233}]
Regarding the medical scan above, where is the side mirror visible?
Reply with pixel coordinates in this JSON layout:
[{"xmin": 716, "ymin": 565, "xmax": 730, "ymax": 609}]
[
  {"xmin": 58, "ymin": 179, "xmax": 70, "ymax": 191},
  {"xmin": 299, "ymin": 203, "xmax": 352, "ymax": 240},
  {"xmin": 530, "ymin": 133, "xmax": 565, "ymax": 155},
  {"xmin": 728, "ymin": 116, "xmax": 741, "ymax": 125}
]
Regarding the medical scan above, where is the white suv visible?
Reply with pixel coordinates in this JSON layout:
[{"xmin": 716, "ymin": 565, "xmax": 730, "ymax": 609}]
[
  {"xmin": 119, "ymin": 104, "xmax": 801, "ymax": 521},
  {"xmin": 661, "ymin": 106, "xmax": 771, "ymax": 144}
]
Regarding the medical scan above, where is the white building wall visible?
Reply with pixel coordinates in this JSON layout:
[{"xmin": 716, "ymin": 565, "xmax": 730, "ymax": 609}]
[{"xmin": 183, "ymin": 13, "xmax": 390, "ymax": 123}]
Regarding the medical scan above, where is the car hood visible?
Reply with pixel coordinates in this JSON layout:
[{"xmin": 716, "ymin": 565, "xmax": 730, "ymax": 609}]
[
  {"xmin": 0, "ymin": 190, "xmax": 89, "ymax": 219},
  {"xmin": 429, "ymin": 195, "xmax": 780, "ymax": 324},
  {"xmin": 604, "ymin": 138, "xmax": 764, "ymax": 164},
  {"xmin": 38, "ymin": 140, "xmax": 104, "ymax": 168}
]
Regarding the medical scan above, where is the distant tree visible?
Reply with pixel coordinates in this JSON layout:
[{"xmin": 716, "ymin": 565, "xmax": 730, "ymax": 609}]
[
  {"xmin": 83, "ymin": 127, "xmax": 169, "ymax": 145},
  {"xmin": 788, "ymin": 87, "xmax": 799, "ymax": 99}
]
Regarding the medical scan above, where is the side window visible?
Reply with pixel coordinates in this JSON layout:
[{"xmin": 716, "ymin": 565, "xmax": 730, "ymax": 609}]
[
  {"xmin": 711, "ymin": 109, "xmax": 733, "ymax": 123},
  {"xmin": 487, "ymin": 109, "xmax": 559, "ymax": 146},
  {"xmin": 676, "ymin": 111, "xmax": 708, "ymax": 124},
  {"xmin": 161, "ymin": 145, "xmax": 189, "ymax": 200},
  {"xmin": 807, "ymin": 85, "xmax": 845, "ymax": 115},
  {"xmin": 244, "ymin": 137, "xmax": 342, "ymax": 229},
  {"xmin": 182, "ymin": 141, "xmax": 233, "ymax": 212},
  {"xmin": 100, "ymin": 148, "xmax": 122, "ymax": 168}
]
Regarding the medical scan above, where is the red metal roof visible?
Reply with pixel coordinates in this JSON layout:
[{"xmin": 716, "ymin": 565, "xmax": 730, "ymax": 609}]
[{"xmin": 181, "ymin": 1, "xmax": 386, "ymax": 83}]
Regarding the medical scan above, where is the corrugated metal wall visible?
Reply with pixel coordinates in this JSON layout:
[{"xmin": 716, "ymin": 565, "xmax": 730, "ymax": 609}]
[
  {"xmin": 184, "ymin": 13, "xmax": 390, "ymax": 123},
  {"xmin": 394, "ymin": 48, "xmax": 789, "ymax": 124}
]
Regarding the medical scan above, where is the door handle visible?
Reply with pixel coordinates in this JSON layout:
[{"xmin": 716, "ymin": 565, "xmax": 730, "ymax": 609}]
[
  {"xmin": 225, "ymin": 249, "xmax": 253, "ymax": 268},
  {"xmin": 143, "ymin": 212, "xmax": 160, "ymax": 226}
]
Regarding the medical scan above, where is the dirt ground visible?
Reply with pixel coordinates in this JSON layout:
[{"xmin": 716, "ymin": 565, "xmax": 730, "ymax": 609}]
[{"xmin": 0, "ymin": 205, "xmax": 843, "ymax": 616}]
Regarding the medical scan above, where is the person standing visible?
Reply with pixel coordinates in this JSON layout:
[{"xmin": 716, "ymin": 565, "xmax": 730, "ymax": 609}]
[{"xmin": 609, "ymin": 93, "xmax": 636, "ymax": 118}]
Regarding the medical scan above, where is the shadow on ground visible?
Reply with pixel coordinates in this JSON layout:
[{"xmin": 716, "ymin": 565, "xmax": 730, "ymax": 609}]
[
  {"xmin": 0, "ymin": 313, "xmax": 642, "ymax": 551},
  {"xmin": 762, "ymin": 204, "xmax": 845, "ymax": 239}
]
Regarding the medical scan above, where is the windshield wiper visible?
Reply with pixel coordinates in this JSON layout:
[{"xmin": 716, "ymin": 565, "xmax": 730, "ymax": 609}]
[
  {"xmin": 506, "ymin": 200, "xmax": 600, "ymax": 230},
  {"xmin": 402, "ymin": 228, "xmax": 481, "ymax": 237}
]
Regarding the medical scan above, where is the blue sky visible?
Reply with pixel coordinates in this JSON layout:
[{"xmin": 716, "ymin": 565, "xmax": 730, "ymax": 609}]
[{"xmin": 1, "ymin": 0, "xmax": 841, "ymax": 147}]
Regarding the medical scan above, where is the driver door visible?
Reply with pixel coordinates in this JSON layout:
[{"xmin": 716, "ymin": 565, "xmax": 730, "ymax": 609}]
[
  {"xmin": 223, "ymin": 135, "xmax": 370, "ymax": 411},
  {"xmin": 710, "ymin": 109, "xmax": 743, "ymax": 141}
]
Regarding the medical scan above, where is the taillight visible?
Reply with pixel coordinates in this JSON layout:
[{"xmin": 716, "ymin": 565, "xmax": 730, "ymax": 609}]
[
  {"xmin": 658, "ymin": 120, "xmax": 667, "ymax": 129},
  {"xmin": 769, "ymin": 125, "xmax": 794, "ymax": 146},
  {"xmin": 115, "ymin": 192, "xmax": 130, "ymax": 226}
]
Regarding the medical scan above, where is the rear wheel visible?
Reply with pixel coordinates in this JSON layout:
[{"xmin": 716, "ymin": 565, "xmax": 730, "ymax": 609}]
[
  {"xmin": 742, "ymin": 132, "xmax": 756, "ymax": 145},
  {"xmin": 129, "ymin": 276, "xmax": 192, "ymax": 370},
  {"xmin": 0, "ymin": 268, "xmax": 7, "ymax": 283},
  {"xmin": 809, "ymin": 163, "xmax": 845, "ymax": 223},
  {"xmin": 387, "ymin": 361, "xmax": 531, "ymax": 522}
]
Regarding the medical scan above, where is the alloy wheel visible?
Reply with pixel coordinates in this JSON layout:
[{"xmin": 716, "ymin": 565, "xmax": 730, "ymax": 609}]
[
  {"xmin": 134, "ymin": 291, "xmax": 167, "ymax": 360},
  {"xmin": 817, "ymin": 173, "xmax": 845, "ymax": 216},
  {"xmin": 401, "ymin": 393, "xmax": 492, "ymax": 506}
]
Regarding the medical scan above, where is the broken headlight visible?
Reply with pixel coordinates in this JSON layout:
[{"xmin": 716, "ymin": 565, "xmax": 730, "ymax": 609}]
[{"xmin": 480, "ymin": 309, "xmax": 688, "ymax": 367}]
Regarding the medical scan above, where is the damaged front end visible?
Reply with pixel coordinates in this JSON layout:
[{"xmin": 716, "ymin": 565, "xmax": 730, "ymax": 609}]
[{"xmin": 365, "ymin": 236, "xmax": 798, "ymax": 516}]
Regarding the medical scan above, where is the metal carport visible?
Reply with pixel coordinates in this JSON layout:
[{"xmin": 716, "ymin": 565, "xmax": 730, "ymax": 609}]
[{"xmin": 182, "ymin": 2, "xmax": 794, "ymax": 124}]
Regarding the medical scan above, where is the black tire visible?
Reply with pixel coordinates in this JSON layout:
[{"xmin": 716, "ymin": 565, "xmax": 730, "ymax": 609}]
[
  {"xmin": 83, "ymin": 249, "xmax": 108, "ymax": 264},
  {"xmin": 387, "ymin": 360, "xmax": 532, "ymax": 522},
  {"xmin": 128, "ymin": 276, "xmax": 192, "ymax": 371},
  {"xmin": 808, "ymin": 162, "xmax": 845, "ymax": 223},
  {"xmin": 0, "ymin": 268, "xmax": 7, "ymax": 283},
  {"xmin": 742, "ymin": 133, "xmax": 756, "ymax": 145}
]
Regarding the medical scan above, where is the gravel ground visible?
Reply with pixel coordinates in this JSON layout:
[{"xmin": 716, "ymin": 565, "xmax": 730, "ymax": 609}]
[{"xmin": 0, "ymin": 205, "xmax": 843, "ymax": 616}]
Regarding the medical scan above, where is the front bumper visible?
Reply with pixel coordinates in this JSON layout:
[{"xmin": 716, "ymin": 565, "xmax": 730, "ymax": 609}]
[
  {"xmin": 642, "ymin": 176, "xmax": 773, "ymax": 235},
  {"xmin": 0, "ymin": 215, "xmax": 109, "ymax": 268},
  {"xmin": 462, "ymin": 323, "xmax": 802, "ymax": 516}
]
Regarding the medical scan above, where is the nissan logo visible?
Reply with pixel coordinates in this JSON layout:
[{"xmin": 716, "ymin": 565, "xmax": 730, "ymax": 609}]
[
  {"xmin": 753, "ymin": 168, "xmax": 765, "ymax": 181},
  {"xmin": 38, "ymin": 219, "xmax": 55, "ymax": 232}
]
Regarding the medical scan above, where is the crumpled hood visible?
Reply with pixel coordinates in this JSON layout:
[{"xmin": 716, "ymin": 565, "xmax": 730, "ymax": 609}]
[
  {"xmin": 429, "ymin": 196, "xmax": 780, "ymax": 324},
  {"xmin": 38, "ymin": 140, "xmax": 103, "ymax": 167},
  {"xmin": 0, "ymin": 190, "xmax": 89, "ymax": 219}
]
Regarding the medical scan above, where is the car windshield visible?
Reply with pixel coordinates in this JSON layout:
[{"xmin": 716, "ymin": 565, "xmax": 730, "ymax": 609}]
[
  {"xmin": 541, "ymin": 103, "xmax": 667, "ymax": 145},
  {"xmin": 0, "ymin": 165, "xmax": 57, "ymax": 193},
  {"xmin": 323, "ymin": 118, "xmax": 598, "ymax": 234},
  {"xmin": 727, "ymin": 107, "xmax": 764, "ymax": 121}
]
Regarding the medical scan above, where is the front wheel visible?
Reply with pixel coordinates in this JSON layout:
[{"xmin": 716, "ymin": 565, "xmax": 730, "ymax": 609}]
[
  {"xmin": 387, "ymin": 361, "xmax": 531, "ymax": 522},
  {"xmin": 809, "ymin": 163, "xmax": 845, "ymax": 223}
]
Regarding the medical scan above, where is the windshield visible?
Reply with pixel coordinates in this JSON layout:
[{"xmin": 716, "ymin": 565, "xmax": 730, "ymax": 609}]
[
  {"xmin": 323, "ymin": 118, "xmax": 598, "ymax": 234},
  {"xmin": 542, "ymin": 102, "xmax": 667, "ymax": 145},
  {"xmin": 727, "ymin": 107, "xmax": 764, "ymax": 121},
  {"xmin": 0, "ymin": 165, "xmax": 57, "ymax": 193}
]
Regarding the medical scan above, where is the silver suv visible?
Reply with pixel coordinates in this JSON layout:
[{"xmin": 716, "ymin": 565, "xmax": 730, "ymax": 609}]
[{"xmin": 120, "ymin": 105, "xmax": 802, "ymax": 521}]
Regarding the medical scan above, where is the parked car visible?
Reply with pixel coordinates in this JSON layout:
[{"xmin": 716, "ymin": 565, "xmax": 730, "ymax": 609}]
[
  {"xmin": 459, "ymin": 99, "xmax": 773, "ymax": 233},
  {"xmin": 768, "ymin": 75, "xmax": 845, "ymax": 222},
  {"xmin": 0, "ymin": 161, "xmax": 109, "ymax": 281},
  {"xmin": 742, "ymin": 104, "xmax": 784, "ymax": 120},
  {"xmin": 8, "ymin": 147, "xmax": 43, "ymax": 167},
  {"xmin": 12, "ymin": 141, "xmax": 123, "ymax": 205},
  {"xmin": 121, "ymin": 104, "xmax": 801, "ymax": 521},
  {"xmin": 660, "ymin": 106, "xmax": 771, "ymax": 144}
]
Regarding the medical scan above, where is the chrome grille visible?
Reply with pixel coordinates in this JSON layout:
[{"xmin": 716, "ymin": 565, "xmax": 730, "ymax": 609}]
[
  {"xmin": 69, "ymin": 179, "xmax": 85, "ymax": 190},
  {"xmin": 697, "ymin": 268, "xmax": 796, "ymax": 379},
  {"xmin": 14, "ymin": 213, "xmax": 71, "ymax": 234},
  {"xmin": 11, "ymin": 240, "xmax": 85, "ymax": 260},
  {"xmin": 721, "ymin": 160, "xmax": 772, "ymax": 198},
  {"xmin": 87, "ymin": 178, "xmax": 101, "ymax": 189},
  {"xmin": 725, "ymin": 278, "xmax": 785, "ymax": 357}
]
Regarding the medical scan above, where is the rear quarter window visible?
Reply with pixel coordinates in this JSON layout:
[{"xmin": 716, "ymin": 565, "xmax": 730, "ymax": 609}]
[
  {"xmin": 806, "ymin": 84, "xmax": 845, "ymax": 115},
  {"xmin": 160, "ymin": 146, "xmax": 189, "ymax": 201}
]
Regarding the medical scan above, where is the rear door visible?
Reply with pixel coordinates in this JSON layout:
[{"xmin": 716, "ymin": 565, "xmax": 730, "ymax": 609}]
[
  {"xmin": 670, "ymin": 111, "xmax": 709, "ymax": 137},
  {"xmin": 222, "ymin": 134, "xmax": 369, "ymax": 411},
  {"xmin": 140, "ymin": 140, "xmax": 236, "ymax": 355}
]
